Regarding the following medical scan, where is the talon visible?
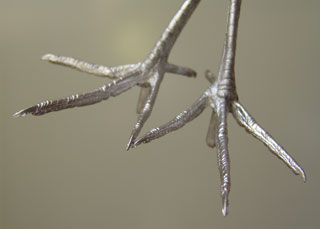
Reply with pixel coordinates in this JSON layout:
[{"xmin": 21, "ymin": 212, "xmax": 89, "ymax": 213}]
[
  {"xmin": 222, "ymin": 193, "xmax": 229, "ymax": 216},
  {"xmin": 126, "ymin": 135, "xmax": 135, "ymax": 151},
  {"xmin": 12, "ymin": 109, "xmax": 27, "ymax": 118},
  {"xmin": 298, "ymin": 168, "xmax": 307, "ymax": 182}
]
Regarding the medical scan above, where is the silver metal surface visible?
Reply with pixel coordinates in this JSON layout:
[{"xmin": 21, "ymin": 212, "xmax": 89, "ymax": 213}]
[
  {"xmin": 13, "ymin": 0, "xmax": 201, "ymax": 150},
  {"xmin": 14, "ymin": 0, "xmax": 306, "ymax": 216},
  {"xmin": 231, "ymin": 101, "xmax": 306, "ymax": 181},
  {"xmin": 134, "ymin": 0, "xmax": 306, "ymax": 216}
]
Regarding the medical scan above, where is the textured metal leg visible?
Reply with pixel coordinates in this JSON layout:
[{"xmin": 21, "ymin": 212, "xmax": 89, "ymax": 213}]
[
  {"xmin": 134, "ymin": 94, "xmax": 208, "ymax": 146},
  {"xmin": 127, "ymin": 74, "xmax": 162, "ymax": 150},
  {"xmin": 215, "ymin": 101, "xmax": 231, "ymax": 216},
  {"xmin": 13, "ymin": 88, "xmax": 110, "ymax": 117},
  {"xmin": 14, "ymin": 0, "xmax": 307, "ymax": 217},
  {"xmin": 13, "ymin": 73, "xmax": 139, "ymax": 117},
  {"xmin": 15, "ymin": 0, "xmax": 201, "ymax": 143},
  {"xmin": 134, "ymin": 0, "xmax": 306, "ymax": 217}
]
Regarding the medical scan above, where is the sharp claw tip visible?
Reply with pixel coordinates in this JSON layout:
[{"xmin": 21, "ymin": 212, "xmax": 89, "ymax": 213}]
[
  {"xmin": 222, "ymin": 208, "xmax": 228, "ymax": 217},
  {"xmin": 294, "ymin": 167, "xmax": 306, "ymax": 182},
  {"xmin": 12, "ymin": 110, "xmax": 26, "ymax": 118},
  {"xmin": 126, "ymin": 136, "xmax": 134, "ymax": 151},
  {"xmin": 133, "ymin": 139, "xmax": 141, "ymax": 147},
  {"xmin": 222, "ymin": 203, "xmax": 228, "ymax": 216},
  {"xmin": 221, "ymin": 193, "xmax": 229, "ymax": 216},
  {"xmin": 301, "ymin": 171, "xmax": 307, "ymax": 183}
]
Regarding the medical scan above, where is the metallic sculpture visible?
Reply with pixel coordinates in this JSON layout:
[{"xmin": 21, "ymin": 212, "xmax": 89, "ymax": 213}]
[
  {"xmin": 14, "ymin": 0, "xmax": 305, "ymax": 216},
  {"xmin": 13, "ymin": 0, "xmax": 200, "ymax": 150}
]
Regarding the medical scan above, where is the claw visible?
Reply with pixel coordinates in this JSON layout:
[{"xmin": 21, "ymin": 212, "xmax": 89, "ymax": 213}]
[
  {"xmin": 12, "ymin": 109, "xmax": 27, "ymax": 118},
  {"xmin": 126, "ymin": 135, "xmax": 135, "ymax": 151},
  {"xmin": 12, "ymin": 105, "xmax": 41, "ymax": 117},
  {"xmin": 127, "ymin": 76, "xmax": 161, "ymax": 150},
  {"xmin": 222, "ymin": 192, "xmax": 229, "ymax": 216}
]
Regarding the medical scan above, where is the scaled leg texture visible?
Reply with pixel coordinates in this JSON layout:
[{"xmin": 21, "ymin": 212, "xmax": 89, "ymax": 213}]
[{"xmin": 14, "ymin": 0, "xmax": 305, "ymax": 216}]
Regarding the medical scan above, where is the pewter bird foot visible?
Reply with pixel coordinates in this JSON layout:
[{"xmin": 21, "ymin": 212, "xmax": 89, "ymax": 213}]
[
  {"xmin": 13, "ymin": 0, "xmax": 306, "ymax": 217},
  {"xmin": 134, "ymin": 77, "xmax": 306, "ymax": 215},
  {"xmin": 134, "ymin": 91, "xmax": 233, "ymax": 216},
  {"xmin": 13, "ymin": 0, "xmax": 201, "ymax": 147}
]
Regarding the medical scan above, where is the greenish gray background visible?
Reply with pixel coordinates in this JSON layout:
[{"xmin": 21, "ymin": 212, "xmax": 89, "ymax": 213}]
[{"xmin": 1, "ymin": 0, "xmax": 319, "ymax": 228}]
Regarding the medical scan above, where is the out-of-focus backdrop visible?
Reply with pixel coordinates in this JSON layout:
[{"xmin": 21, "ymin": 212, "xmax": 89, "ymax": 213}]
[{"xmin": 1, "ymin": 0, "xmax": 319, "ymax": 228}]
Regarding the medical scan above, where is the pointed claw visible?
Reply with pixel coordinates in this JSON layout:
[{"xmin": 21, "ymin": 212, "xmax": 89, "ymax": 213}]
[
  {"xmin": 12, "ymin": 109, "xmax": 28, "ymax": 118},
  {"xmin": 13, "ymin": 105, "xmax": 40, "ymax": 117},
  {"xmin": 126, "ymin": 135, "xmax": 135, "ymax": 151},
  {"xmin": 128, "ymin": 75, "xmax": 162, "ymax": 150},
  {"xmin": 222, "ymin": 192, "xmax": 229, "ymax": 216},
  {"xmin": 294, "ymin": 167, "xmax": 306, "ymax": 181},
  {"xmin": 299, "ymin": 171, "xmax": 306, "ymax": 182},
  {"xmin": 13, "ymin": 88, "xmax": 106, "ymax": 116},
  {"xmin": 231, "ymin": 101, "xmax": 306, "ymax": 181}
]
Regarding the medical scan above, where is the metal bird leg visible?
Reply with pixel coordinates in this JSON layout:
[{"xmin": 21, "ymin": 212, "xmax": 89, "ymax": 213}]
[
  {"xmin": 13, "ymin": 0, "xmax": 200, "ymax": 149},
  {"xmin": 13, "ymin": 0, "xmax": 305, "ymax": 216},
  {"xmin": 134, "ymin": 0, "xmax": 306, "ymax": 216}
]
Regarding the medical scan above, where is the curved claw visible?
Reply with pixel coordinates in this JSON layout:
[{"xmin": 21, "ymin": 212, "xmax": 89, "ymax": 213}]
[{"xmin": 231, "ymin": 101, "xmax": 306, "ymax": 182}]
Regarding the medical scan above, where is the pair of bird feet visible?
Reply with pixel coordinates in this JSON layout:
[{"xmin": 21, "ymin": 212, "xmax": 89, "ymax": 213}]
[{"xmin": 13, "ymin": 0, "xmax": 305, "ymax": 216}]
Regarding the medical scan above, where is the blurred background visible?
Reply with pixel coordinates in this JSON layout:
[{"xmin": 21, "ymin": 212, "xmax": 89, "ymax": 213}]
[{"xmin": 1, "ymin": 0, "xmax": 319, "ymax": 228}]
